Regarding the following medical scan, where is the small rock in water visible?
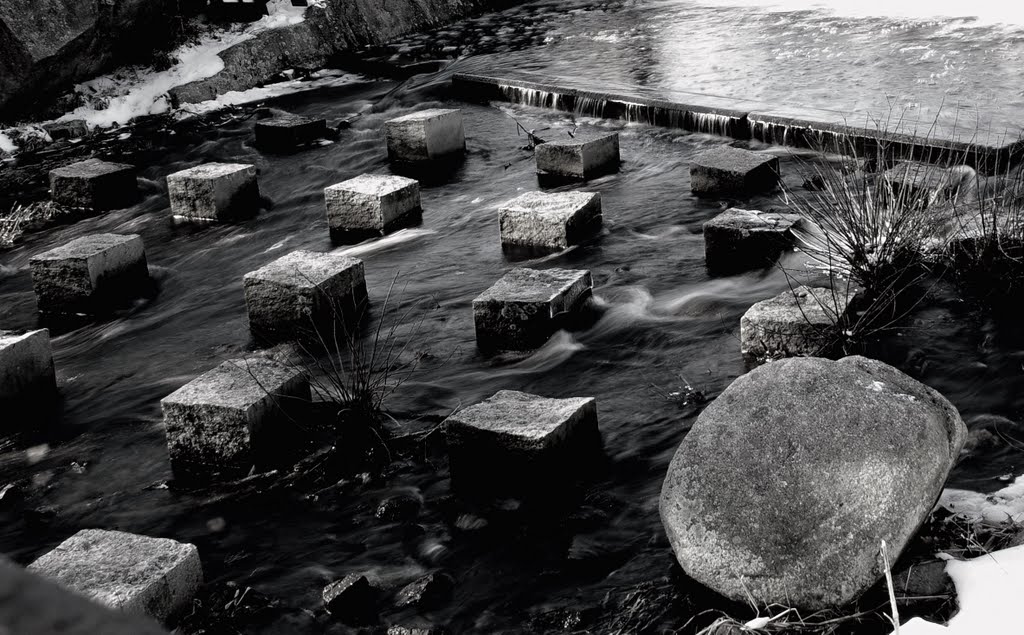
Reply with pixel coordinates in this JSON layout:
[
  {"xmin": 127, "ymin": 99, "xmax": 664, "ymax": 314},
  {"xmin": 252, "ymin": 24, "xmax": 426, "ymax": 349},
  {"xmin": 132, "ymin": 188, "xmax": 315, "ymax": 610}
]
[
  {"xmin": 395, "ymin": 571, "xmax": 455, "ymax": 609},
  {"xmin": 376, "ymin": 493, "xmax": 423, "ymax": 522},
  {"xmin": 323, "ymin": 573, "xmax": 376, "ymax": 623}
]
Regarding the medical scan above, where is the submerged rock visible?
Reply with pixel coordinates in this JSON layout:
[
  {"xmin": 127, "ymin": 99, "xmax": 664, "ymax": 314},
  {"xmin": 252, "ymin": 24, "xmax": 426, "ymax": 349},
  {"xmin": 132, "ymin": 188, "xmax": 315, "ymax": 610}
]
[
  {"xmin": 395, "ymin": 572, "xmax": 455, "ymax": 610},
  {"xmin": 323, "ymin": 573, "xmax": 376, "ymax": 623},
  {"xmin": 660, "ymin": 356, "xmax": 967, "ymax": 609}
]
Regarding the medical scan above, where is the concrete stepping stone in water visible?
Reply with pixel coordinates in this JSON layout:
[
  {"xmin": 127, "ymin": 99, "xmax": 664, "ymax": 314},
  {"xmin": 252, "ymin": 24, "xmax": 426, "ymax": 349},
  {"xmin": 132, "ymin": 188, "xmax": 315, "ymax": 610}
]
[
  {"xmin": 42, "ymin": 119, "xmax": 88, "ymax": 141},
  {"xmin": 740, "ymin": 286, "xmax": 854, "ymax": 362},
  {"xmin": 324, "ymin": 174, "xmax": 421, "ymax": 243},
  {"xmin": 0, "ymin": 329, "xmax": 56, "ymax": 414},
  {"xmin": 499, "ymin": 190, "xmax": 602, "ymax": 251},
  {"xmin": 243, "ymin": 249, "xmax": 368, "ymax": 344},
  {"xmin": 535, "ymin": 132, "xmax": 620, "ymax": 180},
  {"xmin": 0, "ymin": 557, "xmax": 168, "ymax": 635},
  {"xmin": 29, "ymin": 233, "xmax": 150, "ymax": 314},
  {"xmin": 690, "ymin": 146, "xmax": 780, "ymax": 195},
  {"xmin": 161, "ymin": 356, "xmax": 310, "ymax": 479},
  {"xmin": 443, "ymin": 390, "xmax": 600, "ymax": 497},
  {"xmin": 703, "ymin": 207, "xmax": 802, "ymax": 274},
  {"xmin": 167, "ymin": 162, "xmax": 261, "ymax": 222},
  {"xmin": 49, "ymin": 158, "xmax": 137, "ymax": 210},
  {"xmin": 27, "ymin": 529, "xmax": 203, "ymax": 623},
  {"xmin": 473, "ymin": 267, "xmax": 592, "ymax": 352},
  {"xmin": 882, "ymin": 161, "xmax": 974, "ymax": 207},
  {"xmin": 384, "ymin": 108, "xmax": 466, "ymax": 163},
  {"xmin": 254, "ymin": 114, "xmax": 328, "ymax": 152}
]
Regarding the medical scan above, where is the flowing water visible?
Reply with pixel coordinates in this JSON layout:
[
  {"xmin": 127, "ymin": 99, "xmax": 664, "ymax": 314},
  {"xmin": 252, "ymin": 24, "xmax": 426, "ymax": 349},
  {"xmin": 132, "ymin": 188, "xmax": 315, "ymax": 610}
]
[{"xmin": 3, "ymin": 0, "xmax": 1024, "ymax": 632}]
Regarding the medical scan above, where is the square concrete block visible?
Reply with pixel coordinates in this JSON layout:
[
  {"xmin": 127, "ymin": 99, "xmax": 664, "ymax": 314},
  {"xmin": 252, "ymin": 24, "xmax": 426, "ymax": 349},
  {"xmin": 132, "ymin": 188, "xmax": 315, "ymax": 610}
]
[
  {"xmin": 167, "ymin": 162, "xmax": 260, "ymax": 222},
  {"xmin": 535, "ymin": 133, "xmax": 620, "ymax": 180},
  {"xmin": 499, "ymin": 190, "xmax": 602, "ymax": 250},
  {"xmin": 161, "ymin": 356, "xmax": 310, "ymax": 478},
  {"xmin": 703, "ymin": 208, "xmax": 803, "ymax": 274},
  {"xmin": 27, "ymin": 529, "xmax": 202, "ymax": 622},
  {"xmin": 0, "ymin": 329, "xmax": 55, "ymax": 407},
  {"xmin": 43, "ymin": 119, "xmax": 89, "ymax": 141},
  {"xmin": 324, "ymin": 174, "xmax": 421, "ymax": 243},
  {"xmin": 882, "ymin": 162, "xmax": 971, "ymax": 207},
  {"xmin": 384, "ymin": 108, "xmax": 466, "ymax": 162},
  {"xmin": 443, "ymin": 390, "xmax": 600, "ymax": 496},
  {"xmin": 254, "ymin": 114, "xmax": 328, "ymax": 151},
  {"xmin": 740, "ymin": 286, "xmax": 854, "ymax": 361},
  {"xmin": 690, "ymin": 146, "xmax": 780, "ymax": 194},
  {"xmin": 473, "ymin": 267, "xmax": 592, "ymax": 352},
  {"xmin": 29, "ymin": 234, "xmax": 150, "ymax": 314},
  {"xmin": 49, "ymin": 158, "xmax": 138, "ymax": 210},
  {"xmin": 244, "ymin": 250, "xmax": 368, "ymax": 343}
]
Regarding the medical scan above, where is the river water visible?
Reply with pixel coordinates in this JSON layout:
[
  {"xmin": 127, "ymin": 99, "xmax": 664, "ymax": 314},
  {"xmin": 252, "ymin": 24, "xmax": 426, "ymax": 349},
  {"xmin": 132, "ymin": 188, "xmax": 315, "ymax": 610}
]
[{"xmin": 2, "ymin": 0, "xmax": 1024, "ymax": 633}]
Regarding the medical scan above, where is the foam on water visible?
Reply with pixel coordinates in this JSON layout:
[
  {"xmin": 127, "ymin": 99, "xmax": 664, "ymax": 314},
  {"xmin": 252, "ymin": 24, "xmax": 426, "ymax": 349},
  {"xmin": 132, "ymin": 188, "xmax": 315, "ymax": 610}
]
[{"xmin": 687, "ymin": 0, "xmax": 1024, "ymax": 27}]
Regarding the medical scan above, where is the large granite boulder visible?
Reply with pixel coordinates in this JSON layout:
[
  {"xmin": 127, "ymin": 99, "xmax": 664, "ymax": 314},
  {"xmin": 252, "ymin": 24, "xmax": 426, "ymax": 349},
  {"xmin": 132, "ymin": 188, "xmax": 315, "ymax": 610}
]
[
  {"xmin": 660, "ymin": 356, "xmax": 967, "ymax": 609},
  {"xmin": 0, "ymin": 0, "xmax": 180, "ymax": 121}
]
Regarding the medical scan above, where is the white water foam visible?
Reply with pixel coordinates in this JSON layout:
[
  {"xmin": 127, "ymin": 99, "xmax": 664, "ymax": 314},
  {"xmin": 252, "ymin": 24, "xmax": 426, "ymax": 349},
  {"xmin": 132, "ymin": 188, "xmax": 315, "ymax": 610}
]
[{"xmin": 176, "ymin": 70, "xmax": 364, "ymax": 118}]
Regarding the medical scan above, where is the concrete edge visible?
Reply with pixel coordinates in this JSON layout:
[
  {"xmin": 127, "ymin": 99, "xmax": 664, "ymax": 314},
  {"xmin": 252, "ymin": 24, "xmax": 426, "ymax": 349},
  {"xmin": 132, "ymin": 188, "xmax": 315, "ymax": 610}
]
[{"xmin": 451, "ymin": 72, "xmax": 1020, "ymax": 174}]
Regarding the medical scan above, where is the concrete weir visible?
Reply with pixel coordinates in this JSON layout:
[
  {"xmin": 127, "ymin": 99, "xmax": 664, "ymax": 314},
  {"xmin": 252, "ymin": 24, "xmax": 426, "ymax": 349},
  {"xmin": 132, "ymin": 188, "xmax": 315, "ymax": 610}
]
[{"xmin": 452, "ymin": 72, "xmax": 1015, "ymax": 174}]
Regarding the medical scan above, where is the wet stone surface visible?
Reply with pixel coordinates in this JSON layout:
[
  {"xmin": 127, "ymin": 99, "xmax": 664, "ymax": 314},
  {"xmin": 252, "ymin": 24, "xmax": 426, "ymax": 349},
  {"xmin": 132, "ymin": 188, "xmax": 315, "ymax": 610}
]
[
  {"xmin": 473, "ymin": 267, "xmax": 593, "ymax": 352},
  {"xmin": 690, "ymin": 146, "xmax": 780, "ymax": 194},
  {"xmin": 167, "ymin": 162, "xmax": 261, "ymax": 222},
  {"xmin": 243, "ymin": 249, "xmax": 367, "ymax": 343},
  {"xmin": 535, "ymin": 133, "xmax": 620, "ymax": 180},
  {"xmin": 27, "ymin": 529, "xmax": 202, "ymax": 622},
  {"xmin": 702, "ymin": 207, "xmax": 802, "ymax": 274},
  {"xmin": 29, "ymin": 233, "xmax": 149, "ymax": 314},
  {"xmin": 160, "ymin": 356, "xmax": 311, "ymax": 480},
  {"xmin": 324, "ymin": 174, "xmax": 421, "ymax": 243},
  {"xmin": 739, "ymin": 285, "xmax": 855, "ymax": 361},
  {"xmin": 384, "ymin": 109, "xmax": 466, "ymax": 163},
  {"xmin": 499, "ymin": 190, "xmax": 602, "ymax": 251},
  {"xmin": 49, "ymin": 158, "xmax": 137, "ymax": 210}
]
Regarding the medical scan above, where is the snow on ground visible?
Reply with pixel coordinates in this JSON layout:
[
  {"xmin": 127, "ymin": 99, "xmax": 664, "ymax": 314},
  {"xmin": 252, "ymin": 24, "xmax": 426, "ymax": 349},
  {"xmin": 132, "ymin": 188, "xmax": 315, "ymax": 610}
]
[
  {"xmin": 176, "ymin": 70, "xmax": 364, "ymax": 117},
  {"xmin": 940, "ymin": 475, "xmax": 1024, "ymax": 524},
  {"xmin": 55, "ymin": 0, "xmax": 312, "ymax": 130},
  {"xmin": 894, "ymin": 545, "xmax": 1024, "ymax": 634}
]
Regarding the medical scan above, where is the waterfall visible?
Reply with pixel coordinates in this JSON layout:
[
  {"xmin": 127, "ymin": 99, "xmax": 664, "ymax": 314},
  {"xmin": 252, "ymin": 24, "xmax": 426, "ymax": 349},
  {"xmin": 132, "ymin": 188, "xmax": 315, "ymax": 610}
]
[
  {"xmin": 687, "ymin": 112, "xmax": 737, "ymax": 136},
  {"xmin": 499, "ymin": 85, "xmax": 562, "ymax": 109}
]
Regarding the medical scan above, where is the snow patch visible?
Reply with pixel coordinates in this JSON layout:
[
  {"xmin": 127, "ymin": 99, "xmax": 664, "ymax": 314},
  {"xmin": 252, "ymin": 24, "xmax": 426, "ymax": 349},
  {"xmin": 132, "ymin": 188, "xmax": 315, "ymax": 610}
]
[
  {"xmin": 940, "ymin": 475, "xmax": 1024, "ymax": 523},
  {"xmin": 56, "ymin": 0, "xmax": 311, "ymax": 129},
  {"xmin": 176, "ymin": 70, "xmax": 363, "ymax": 117},
  {"xmin": 894, "ymin": 545, "xmax": 1024, "ymax": 634}
]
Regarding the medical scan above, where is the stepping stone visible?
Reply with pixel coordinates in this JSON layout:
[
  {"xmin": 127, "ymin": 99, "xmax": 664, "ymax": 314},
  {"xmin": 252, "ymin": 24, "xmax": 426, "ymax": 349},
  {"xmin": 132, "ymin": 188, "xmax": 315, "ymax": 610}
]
[
  {"xmin": 499, "ymin": 190, "xmax": 602, "ymax": 251},
  {"xmin": 535, "ymin": 133, "xmax": 620, "ymax": 180},
  {"xmin": 27, "ymin": 529, "xmax": 202, "ymax": 622},
  {"xmin": 703, "ymin": 208, "xmax": 803, "ymax": 274},
  {"xmin": 29, "ymin": 233, "xmax": 150, "ymax": 314},
  {"xmin": 43, "ymin": 119, "xmax": 89, "ymax": 141},
  {"xmin": 161, "ymin": 356, "xmax": 310, "ymax": 478},
  {"xmin": 443, "ymin": 390, "xmax": 599, "ymax": 496},
  {"xmin": 0, "ymin": 557, "xmax": 168, "ymax": 635},
  {"xmin": 384, "ymin": 108, "xmax": 466, "ymax": 163},
  {"xmin": 167, "ymin": 162, "xmax": 260, "ymax": 222},
  {"xmin": 473, "ymin": 267, "xmax": 592, "ymax": 352},
  {"xmin": 243, "ymin": 250, "xmax": 368, "ymax": 343},
  {"xmin": 254, "ymin": 114, "xmax": 328, "ymax": 151},
  {"xmin": 690, "ymin": 146, "xmax": 779, "ymax": 194},
  {"xmin": 740, "ymin": 286, "xmax": 854, "ymax": 362},
  {"xmin": 49, "ymin": 158, "xmax": 137, "ymax": 210},
  {"xmin": 0, "ymin": 329, "xmax": 56, "ymax": 410},
  {"xmin": 324, "ymin": 174, "xmax": 421, "ymax": 243},
  {"xmin": 882, "ymin": 162, "xmax": 973, "ymax": 207}
]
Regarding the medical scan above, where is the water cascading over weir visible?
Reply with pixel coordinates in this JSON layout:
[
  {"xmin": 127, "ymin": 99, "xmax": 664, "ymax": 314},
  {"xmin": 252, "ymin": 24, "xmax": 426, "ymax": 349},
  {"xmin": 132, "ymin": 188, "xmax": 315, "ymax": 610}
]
[{"xmin": 452, "ymin": 72, "xmax": 1024, "ymax": 174}]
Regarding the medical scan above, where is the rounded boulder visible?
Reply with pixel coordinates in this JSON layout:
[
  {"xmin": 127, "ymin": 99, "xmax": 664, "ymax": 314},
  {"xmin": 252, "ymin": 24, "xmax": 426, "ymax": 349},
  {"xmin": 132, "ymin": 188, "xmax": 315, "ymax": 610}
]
[{"xmin": 659, "ymin": 355, "xmax": 967, "ymax": 609}]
